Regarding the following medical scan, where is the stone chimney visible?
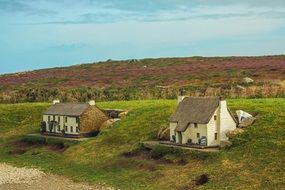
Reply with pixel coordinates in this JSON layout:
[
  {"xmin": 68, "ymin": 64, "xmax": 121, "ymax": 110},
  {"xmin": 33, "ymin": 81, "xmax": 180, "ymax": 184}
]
[
  {"xmin": 53, "ymin": 100, "xmax": 60, "ymax": 104},
  {"xmin": 88, "ymin": 100, "xmax": 96, "ymax": 106}
]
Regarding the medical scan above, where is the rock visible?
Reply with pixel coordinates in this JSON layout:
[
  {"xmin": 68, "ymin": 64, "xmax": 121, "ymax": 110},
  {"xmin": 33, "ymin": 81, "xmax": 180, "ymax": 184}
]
[
  {"xmin": 239, "ymin": 117, "xmax": 256, "ymax": 128},
  {"xmin": 159, "ymin": 128, "xmax": 170, "ymax": 141},
  {"xmin": 220, "ymin": 140, "xmax": 232, "ymax": 148},
  {"xmin": 157, "ymin": 127, "xmax": 166, "ymax": 139},
  {"xmin": 236, "ymin": 110, "xmax": 253, "ymax": 123},
  {"xmin": 236, "ymin": 85, "xmax": 245, "ymax": 90},
  {"xmin": 118, "ymin": 111, "xmax": 128, "ymax": 118},
  {"xmin": 128, "ymin": 59, "xmax": 139, "ymax": 63},
  {"xmin": 195, "ymin": 174, "xmax": 209, "ymax": 186},
  {"xmin": 101, "ymin": 119, "xmax": 121, "ymax": 129},
  {"xmin": 105, "ymin": 109, "xmax": 127, "ymax": 118},
  {"xmin": 226, "ymin": 128, "xmax": 244, "ymax": 139},
  {"xmin": 109, "ymin": 111, "xmax": 118, "ymax": 118},
  {"xmin": 242, "ymin": 77, "xmax": 254, "ymax": 83},
  {"xmin": 157, "ymin": 127, "xmax": 170, "ymax": 141}
]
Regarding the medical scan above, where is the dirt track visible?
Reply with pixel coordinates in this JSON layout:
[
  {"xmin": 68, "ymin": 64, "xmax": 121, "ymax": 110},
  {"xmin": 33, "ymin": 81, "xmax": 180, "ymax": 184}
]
[{"xmin": 0, "ymin": 163, "xmax": 114, "ymax": 190}]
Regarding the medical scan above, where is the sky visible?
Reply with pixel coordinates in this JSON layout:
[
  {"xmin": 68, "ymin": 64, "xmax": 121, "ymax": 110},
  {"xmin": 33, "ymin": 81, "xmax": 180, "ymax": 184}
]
[{"xmin": 1, "ymin": 0, "xmax": 285, "ymax": 74}]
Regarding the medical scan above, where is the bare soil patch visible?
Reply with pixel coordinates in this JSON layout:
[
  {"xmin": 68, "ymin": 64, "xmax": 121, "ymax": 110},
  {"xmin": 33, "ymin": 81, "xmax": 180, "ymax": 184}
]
[{"xmin": 0, "ymin": 163, "xmax": 114, "ymax": 190}]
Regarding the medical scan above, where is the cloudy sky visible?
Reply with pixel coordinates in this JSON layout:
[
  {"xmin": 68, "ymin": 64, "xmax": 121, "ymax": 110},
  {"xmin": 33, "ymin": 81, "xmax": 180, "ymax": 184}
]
[{"xmin": 0, "ymin": 0, "xmax": 285, "ymax": 74}]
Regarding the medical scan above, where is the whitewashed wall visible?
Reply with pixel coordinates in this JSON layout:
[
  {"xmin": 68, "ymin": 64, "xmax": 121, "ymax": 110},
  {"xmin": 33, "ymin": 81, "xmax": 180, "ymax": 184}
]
[
  {"xmin": 219, "ymin": 100, "xmax": 236, "ymax": 141},
  {"xmin": 206, "ymin": 109, "xmax": 219, "ymax": 146},
  {"xmin": 43, "ymin": 115, "xmax": 79, "ymax": 135},
  {"xmin": 169, "ymin": 122, "xmax": 177, "ymax": 142}
]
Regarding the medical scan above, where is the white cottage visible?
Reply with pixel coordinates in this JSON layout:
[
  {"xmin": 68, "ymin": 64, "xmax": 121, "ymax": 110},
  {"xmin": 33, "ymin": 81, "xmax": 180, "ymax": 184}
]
[
  {"xmin": 41, "ymin": 100, "xmax": 108, "ymax": 138},
  {"xmin": 169, "ymin": 96, "xmax": 237, "ymax": 147}
]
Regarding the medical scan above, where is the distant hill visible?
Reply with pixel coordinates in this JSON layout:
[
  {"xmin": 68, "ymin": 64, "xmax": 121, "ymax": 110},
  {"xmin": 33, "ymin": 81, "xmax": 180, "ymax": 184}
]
[{"xmin": 0, "ymin": 55, "xmax": 284, "ymax": 103}]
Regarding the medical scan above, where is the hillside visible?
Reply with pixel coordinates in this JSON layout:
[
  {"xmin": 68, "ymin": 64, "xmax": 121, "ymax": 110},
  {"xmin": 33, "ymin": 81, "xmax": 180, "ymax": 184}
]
[
  {"xmin": 0, "ymin": 56, "xmax": 285, "ymax": 103},
  {"xmin": 0, "ymin": 99, "xmax": 284, "ymax": 189}
]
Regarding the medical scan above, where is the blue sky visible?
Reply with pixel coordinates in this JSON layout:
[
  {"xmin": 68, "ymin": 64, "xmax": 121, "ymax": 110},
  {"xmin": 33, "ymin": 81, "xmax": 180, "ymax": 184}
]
[{"xmin": 1, "ymin": 0, "xmax": 285, "ymax": 74}]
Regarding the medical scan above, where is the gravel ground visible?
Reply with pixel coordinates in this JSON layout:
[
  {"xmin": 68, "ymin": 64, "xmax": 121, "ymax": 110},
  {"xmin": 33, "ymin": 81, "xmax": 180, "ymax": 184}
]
[{"xmin": 0, "ymin": 163, "xmax": 114, "ymax": 190}]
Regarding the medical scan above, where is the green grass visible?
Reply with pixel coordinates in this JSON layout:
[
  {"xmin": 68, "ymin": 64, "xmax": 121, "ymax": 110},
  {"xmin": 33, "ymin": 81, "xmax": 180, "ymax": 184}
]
[{"xmin": 0, "ymin": 99, "xmax": 284, "ymax": 189}]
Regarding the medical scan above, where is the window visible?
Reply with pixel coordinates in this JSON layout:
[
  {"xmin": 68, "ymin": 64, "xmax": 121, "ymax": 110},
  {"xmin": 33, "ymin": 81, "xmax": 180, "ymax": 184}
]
[
  {"xmin": 53, "ymin": 115, "xmax": 55, "ymax": 121},
  {"xmin": 71, "ymin": 126, "xmax": 73, "ymax": 132},
  {"xmin": 58, "ymin": 116, "xmax": 60, "ymax": 122},
  {"xmin": 215, "ymin": 133, "xmax": 218, "ymax": 140},
  {"xmin": 214, "ymin": 115, "xmax": 217, "ymax": 120},
  {"xmin": 48, "ymin": 116, "xmax": 51, "ymax": 122},
  {"xmin": 194, "ymin": 123, "xmax": 198, "ymax": 128},
  {"xmin": 65, "ymin": 117, "xmax": 68, "ymax": 123},
  {"xmin": 197, "ymin": 133, "xmax": 200, "ymax": 138},
  {"xmin": 76, "ymin": 127, "xmax": 79, "ymax": 133},
  {"xmin": 76, "ymin": 117, "xmax": 79, "ymax": 124},
  {"xmin": 65, "ymin": 125, "xmax": 68, "ymax": 132}
]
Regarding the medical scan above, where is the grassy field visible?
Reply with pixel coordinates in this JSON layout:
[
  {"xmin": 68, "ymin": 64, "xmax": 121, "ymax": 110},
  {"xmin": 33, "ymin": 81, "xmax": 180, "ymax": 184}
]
[{"xmin": 0, "ymin": 99, "xmax": 284, "ymax": 189}]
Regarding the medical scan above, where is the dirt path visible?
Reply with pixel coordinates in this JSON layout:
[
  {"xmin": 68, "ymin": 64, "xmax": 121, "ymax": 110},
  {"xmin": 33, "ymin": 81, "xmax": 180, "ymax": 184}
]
[{"xmin": 0, "ymin": 163, "xmax": 114, "ymax": 190}]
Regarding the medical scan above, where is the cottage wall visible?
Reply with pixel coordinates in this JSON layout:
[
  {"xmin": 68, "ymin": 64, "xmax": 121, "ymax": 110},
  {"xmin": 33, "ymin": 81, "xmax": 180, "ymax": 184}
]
[
  {"xmin": 219, "ymin": 100, "xmax": 236, "ymax": 141},
  {"xmin": 206, "ymin": 109, "xmax": 219, "ymax": 146},
  {"xmin": 64, "ymin": 116, "xmax": 79, "ymax": 135},
  {"xmin": 169, "ymin": 122, "xmax": 177, "ymax": 142},
  {"xmin": 43, "ymin": 115, "xmax": 79, "ymax": 135},
  {"xmin": 181, "ymin": 123, "xmax": 207, "ymax": 144}
]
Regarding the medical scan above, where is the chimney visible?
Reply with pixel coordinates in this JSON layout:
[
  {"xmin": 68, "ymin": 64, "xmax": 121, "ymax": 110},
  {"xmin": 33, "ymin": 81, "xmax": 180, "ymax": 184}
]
[
  {"xmin": 53, "ymin": 100, "xmax": 60, "ymax": 104},
  {"xmin": 88, "ymin": 100, "xmax": 95, "ymax": 106},
  {"xmin": 177, "ymin": 89, "xmax": 186, "ymax": 104},
  {"xmin": 177, "ymin": 96, "xmax": 186, "ymax": 104}
]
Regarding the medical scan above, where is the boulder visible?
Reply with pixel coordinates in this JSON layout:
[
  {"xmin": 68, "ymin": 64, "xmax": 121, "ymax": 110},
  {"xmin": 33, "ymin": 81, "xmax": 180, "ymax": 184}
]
[
  {"xmin": 238, "ymin": 117, "xmax": 256, "ymax": 128},
  {"xmin": 101, "ymin": 119, "xmax": 121, "ymax": 129},
  {"xmin": 242, "ymin": 77, "xmax": 254, "ymax": 83},
  {"xmin": 220, "ymin": 140, "xmax": 233, "ymax": 148},
  {"xmin": 157, "ymin": 127, "xmax": 170, "ymax": 141},
  {"xmin": 157, "ymin": 127, "xmax": 166, "ymax": 139},
  {"xmin": 236, "ymin": 85, "xmax": 245, "ymax": 90},
  {"xmin": 159, "ymin": 128, "xmax": 170, "ymax": 141},
  {"xmin": 236, "ymin": 110, "xmax": 253, "ymax": 123},
  {"xmin": 109, "ymin": 111, "xmax": 119, "ymax": 118},
  {"xmin": 226, "ymin": 128, "xmax": 244, "ymax": 139},
  {"xmin": 118, "ymin": 111, "xmax": 128, "ymax": 118}
]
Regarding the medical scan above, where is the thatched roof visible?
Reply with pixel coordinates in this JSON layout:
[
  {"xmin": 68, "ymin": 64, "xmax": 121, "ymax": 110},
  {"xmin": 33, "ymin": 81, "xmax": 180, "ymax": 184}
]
[
  {"xmin": 170, "ymin": 97, "xmax": 220, "ymax": 132},
  {"xmin": 44, "ymin": 103, "xmax": 92, "ymax": 116}
]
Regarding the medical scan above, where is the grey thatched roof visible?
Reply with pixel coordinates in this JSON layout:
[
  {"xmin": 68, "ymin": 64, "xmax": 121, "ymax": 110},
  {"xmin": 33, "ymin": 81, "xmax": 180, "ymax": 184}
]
[
  {"xmin": 170, "ymin": 97, "xmax": 220, "ymax": 132},
  {"xmin": 44, "ymin": 103, "xmax": 91, "ymax": 116}
]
